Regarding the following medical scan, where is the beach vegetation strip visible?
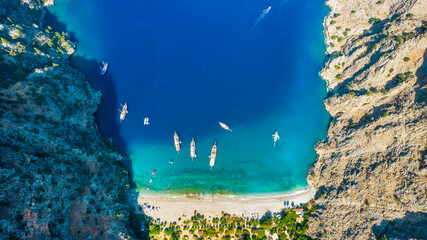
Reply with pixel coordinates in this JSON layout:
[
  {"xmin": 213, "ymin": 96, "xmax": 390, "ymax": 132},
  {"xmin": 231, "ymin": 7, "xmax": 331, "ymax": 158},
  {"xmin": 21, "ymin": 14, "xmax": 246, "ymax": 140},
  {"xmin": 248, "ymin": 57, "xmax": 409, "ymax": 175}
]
[{"xmin": 147, "ymin": 200, "xmax": 317, "ymax": 239}]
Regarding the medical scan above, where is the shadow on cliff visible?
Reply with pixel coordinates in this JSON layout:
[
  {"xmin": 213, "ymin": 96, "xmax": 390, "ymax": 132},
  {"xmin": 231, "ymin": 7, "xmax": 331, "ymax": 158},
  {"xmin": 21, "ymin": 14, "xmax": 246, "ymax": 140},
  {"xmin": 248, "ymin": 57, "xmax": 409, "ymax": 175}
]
[
  {"xmin": 372, "ymin": 211, "xmax": 427, "ymax": 239},
  {"xmin": 415, "ymin": 48, "xmax": 427, "ymax": 104},
  {"xmin": 327, "ymin": 15, "xmax": 426, "ymax": 99},
  {"xmin": 45, "ymin": 11, "xmax": 149, "ymax": 239},
  {"xmin": 384, "ymin": 48, "xmax": 426, "ymax": 103},
  {"xmin": 326, "ymin": 20, "xmax": 389, "ymax": 98}
]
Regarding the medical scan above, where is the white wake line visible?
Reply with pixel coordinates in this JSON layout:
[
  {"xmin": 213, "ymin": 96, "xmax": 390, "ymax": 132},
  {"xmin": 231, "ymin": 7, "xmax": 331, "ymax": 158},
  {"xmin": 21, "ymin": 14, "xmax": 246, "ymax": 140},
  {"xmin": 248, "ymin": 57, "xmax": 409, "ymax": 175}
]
[{"xmin": 252, "ymin": 6, "xmax": 272, "ymax": 30}]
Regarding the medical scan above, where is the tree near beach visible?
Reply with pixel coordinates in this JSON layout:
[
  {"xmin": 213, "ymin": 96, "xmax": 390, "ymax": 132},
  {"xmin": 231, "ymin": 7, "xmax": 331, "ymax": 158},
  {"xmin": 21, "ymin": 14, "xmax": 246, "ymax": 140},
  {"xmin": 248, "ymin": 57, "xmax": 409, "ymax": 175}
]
[{"xmin": 147, "ymin": 201, "xmax": 317, "ymax": 239}]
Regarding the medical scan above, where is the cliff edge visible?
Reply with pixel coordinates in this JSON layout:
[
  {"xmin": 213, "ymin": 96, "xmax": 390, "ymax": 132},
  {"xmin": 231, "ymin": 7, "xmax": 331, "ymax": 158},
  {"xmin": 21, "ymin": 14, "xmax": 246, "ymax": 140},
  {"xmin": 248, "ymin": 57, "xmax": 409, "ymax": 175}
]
[{"xmin": 308, "ymin": 0, "xmax": 426, "ymax": 239}]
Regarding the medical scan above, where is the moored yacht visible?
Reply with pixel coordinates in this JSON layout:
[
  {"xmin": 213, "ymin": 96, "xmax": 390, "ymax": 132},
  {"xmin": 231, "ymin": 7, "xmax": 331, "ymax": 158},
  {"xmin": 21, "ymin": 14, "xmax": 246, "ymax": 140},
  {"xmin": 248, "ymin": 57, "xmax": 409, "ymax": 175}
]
[
  {"xmin": 218, "ymin": 121, "xmax": 232, "ymax": 132},
  {"xmin": 174, "ymin": 132, "xmax": 181, "ymax": 154},
  {"xmin": 209, "ymin": 142, "xmax": 217, "ymax": 169},
  {"xmin": 190, "ymin": 138, "xmax": 196, "ymax": 161},
  {"xmin": 272, "ymin": 131, "xmax": 280, "ymax": 147},
  {"xmin": 119, "ymin": 103, "xmax": 128, "ymax": 122}
]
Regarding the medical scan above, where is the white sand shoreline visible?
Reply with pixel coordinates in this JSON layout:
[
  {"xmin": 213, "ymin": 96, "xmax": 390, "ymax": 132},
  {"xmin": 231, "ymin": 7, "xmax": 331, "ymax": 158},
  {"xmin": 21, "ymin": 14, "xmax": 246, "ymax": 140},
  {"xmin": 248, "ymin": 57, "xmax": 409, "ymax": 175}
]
[{"xmin": 137, "ymin": 187, "xmax": 316, "ymax": 222}]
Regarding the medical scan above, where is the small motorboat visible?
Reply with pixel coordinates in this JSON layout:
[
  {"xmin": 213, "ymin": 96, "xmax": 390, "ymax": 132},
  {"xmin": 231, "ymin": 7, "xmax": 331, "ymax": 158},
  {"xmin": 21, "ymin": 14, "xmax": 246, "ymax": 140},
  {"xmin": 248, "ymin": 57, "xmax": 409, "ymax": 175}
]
[
  {"xmin": 144, "ymin": 117, "xmax": 150, "ymax": 125},
  {"xmin": 147, "ymin": 186, "xmax": 150, "ymax": 190},
  {"xmin": 100, "ymin": 61, "xmax": 108, "ymax": 75},
  {"xmin": 149, "ymin": 179, "xmax": 153, "ymax": 184}
]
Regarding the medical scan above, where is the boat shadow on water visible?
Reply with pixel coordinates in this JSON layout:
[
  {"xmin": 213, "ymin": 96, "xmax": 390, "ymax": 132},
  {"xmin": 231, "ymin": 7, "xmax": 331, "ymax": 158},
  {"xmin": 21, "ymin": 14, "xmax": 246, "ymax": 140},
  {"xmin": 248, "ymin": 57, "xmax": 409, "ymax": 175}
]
[{"xmin": 45, "ymin": 11, "xmax": 149, "ymax": 239}]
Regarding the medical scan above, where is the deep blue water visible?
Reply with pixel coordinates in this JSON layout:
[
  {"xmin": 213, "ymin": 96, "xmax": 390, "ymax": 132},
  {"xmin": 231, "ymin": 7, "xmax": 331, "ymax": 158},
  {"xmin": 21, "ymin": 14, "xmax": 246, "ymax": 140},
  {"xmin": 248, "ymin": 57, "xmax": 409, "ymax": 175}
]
[{"xmin": 49, "ymin": 0, "xmax": 329, "ymax": 194}]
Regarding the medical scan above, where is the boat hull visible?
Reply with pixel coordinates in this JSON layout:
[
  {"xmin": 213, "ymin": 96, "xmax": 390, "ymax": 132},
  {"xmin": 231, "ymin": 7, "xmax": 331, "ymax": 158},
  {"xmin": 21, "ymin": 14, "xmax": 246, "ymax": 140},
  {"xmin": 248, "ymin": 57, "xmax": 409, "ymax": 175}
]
[
  {"xmin": 209, "ymin": 143, "xmax": 217, "ymax": 169},
  {"xmin": 174, "ymin": 132, "xmax": 181, "ymax": 153}
]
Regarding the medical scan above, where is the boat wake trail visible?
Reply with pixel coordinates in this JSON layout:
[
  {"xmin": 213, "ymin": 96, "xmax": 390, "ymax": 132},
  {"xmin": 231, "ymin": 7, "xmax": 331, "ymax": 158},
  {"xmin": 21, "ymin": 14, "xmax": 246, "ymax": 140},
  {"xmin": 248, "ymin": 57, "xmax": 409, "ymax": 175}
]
[
  {"xmin": 231, "ymin": 125, "xmax": 244, "ymax": 132},
  {"xmin": 252, "ymin": 6, "xmax": 271, "ymax": 30}
]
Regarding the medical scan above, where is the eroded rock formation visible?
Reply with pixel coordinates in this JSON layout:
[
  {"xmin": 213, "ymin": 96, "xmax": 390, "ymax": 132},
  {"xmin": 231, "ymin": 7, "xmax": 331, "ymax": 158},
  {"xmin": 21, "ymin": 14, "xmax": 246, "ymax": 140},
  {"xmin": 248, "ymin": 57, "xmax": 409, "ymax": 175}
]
[{"xmin": 308, "ymin": 0, "xmax": 426, "ymax": 239}]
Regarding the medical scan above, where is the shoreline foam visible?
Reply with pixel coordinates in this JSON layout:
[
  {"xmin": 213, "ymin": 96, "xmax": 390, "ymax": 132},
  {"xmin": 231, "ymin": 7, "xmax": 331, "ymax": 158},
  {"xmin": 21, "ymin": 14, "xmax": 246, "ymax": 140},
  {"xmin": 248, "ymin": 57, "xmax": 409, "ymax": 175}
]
[{"xmin": 137, "ymin": 187, "xmax": 315, "ymax": 222}]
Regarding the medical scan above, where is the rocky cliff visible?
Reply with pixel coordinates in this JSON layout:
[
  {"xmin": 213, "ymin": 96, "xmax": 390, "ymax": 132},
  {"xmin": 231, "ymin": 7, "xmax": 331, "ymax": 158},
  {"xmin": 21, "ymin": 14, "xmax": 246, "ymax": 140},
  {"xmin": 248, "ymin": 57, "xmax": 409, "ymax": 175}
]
[
  {"xmin": 308, "ymin": 0, "xmax": 426, "ymax": 239},
  {"xmin": 0, "ymin": 1, "xmax": 143, "ymax": 239},
  {"xmin": 2, "ymin": 0, "xmax": 426, "ymax": 239}
]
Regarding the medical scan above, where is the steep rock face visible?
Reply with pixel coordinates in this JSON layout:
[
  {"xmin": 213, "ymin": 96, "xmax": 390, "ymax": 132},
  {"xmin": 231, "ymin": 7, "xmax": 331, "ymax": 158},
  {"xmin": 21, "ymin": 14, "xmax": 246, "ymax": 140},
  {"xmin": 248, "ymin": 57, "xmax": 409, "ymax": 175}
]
[
  {"xmin": 307, "ymin": 0, "xmax": 426, "ymax": 239},
  {"xmin": 0, "ymin": 1, "xmax": 135, "ymax": 239}
]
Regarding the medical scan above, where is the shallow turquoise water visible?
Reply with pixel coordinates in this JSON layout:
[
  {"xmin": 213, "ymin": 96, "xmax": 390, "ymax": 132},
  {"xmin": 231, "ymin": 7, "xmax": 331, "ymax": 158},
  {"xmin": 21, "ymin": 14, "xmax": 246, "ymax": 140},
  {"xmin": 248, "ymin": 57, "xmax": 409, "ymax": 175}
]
[{"xmin": 49, "ymin": 0, "xmax": 329, "ymax": 194}]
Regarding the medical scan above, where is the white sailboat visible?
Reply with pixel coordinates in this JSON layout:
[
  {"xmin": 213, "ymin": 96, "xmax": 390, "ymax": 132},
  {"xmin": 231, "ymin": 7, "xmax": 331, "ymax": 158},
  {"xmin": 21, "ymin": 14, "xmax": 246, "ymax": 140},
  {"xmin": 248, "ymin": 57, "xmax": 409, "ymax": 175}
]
[
  {"xmin": 174, "ymin": 132, "xmax": 181, "ymax": 154},
  {"xmin": 218, "ymin": 121, "xmax": 232, "ymax": 132},
  {"xmin": 119, "ymin": 103, "xmax": 128, "ymax": 122},
  {"xmin": 209, "ymin": 142, "xmax": 217, "ymax": 170},
  {"xmin": 272, "ymin": 131, "xmax": 280, "ymax": 147},
  {"xmin": 190, "ymin": 138, "xmax": 197, "ymax": 161}
]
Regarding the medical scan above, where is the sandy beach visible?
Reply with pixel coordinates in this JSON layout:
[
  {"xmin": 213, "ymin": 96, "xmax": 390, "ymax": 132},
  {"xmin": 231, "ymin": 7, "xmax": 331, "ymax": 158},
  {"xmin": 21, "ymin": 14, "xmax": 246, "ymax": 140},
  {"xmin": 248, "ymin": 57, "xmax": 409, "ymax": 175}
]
[{"xmin": 137, "ymin": 188, "xmax": 315, "ymax": 222}]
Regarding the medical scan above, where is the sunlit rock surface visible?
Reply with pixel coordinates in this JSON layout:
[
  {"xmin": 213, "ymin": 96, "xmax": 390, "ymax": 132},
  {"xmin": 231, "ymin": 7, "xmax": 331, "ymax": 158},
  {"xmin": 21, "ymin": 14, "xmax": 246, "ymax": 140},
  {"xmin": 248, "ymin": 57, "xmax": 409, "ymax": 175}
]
[{"xmin": 307, "ymin": 0, "xmax": 427, "ymax": 239}]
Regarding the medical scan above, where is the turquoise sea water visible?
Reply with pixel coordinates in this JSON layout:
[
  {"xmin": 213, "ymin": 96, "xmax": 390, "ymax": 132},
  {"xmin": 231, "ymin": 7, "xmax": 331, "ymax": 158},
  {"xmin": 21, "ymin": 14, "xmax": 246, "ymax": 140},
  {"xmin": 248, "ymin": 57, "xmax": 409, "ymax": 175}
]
[{"xmin": 49, "ymin": 0, "xmax": 329, "ymax": 194}]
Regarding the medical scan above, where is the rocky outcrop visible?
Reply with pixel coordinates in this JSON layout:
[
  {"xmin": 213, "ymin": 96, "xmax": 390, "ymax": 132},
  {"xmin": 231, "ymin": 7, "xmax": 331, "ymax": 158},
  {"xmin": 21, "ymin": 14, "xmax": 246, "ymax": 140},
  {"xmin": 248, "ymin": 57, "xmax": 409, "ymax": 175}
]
[
  {"xmin": 0, "ymin": 1, "xmax": 142, "ymax": 239},
  {"xmin": 307, "ymin": 0, "xmax": 426, "ymax": 239}
]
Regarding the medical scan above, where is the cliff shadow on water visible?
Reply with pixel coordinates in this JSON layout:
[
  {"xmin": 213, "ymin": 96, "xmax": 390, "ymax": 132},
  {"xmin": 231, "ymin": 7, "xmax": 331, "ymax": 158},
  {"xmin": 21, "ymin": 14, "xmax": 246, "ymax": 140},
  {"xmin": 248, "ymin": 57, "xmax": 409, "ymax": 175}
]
[
  {"xmin": 45, "ymin": 11, "xmax": 149, "ymax": 239},
  {"xmin": 70, "ymin": 57, "xmax": 135, "ymax": 182},
  {"xmin": 70, "ymin": 56, "xmax": 152, "ymax": 238},
  {"xmin": 44, "ymin": 10, "xmax": 135, "ymax": 187}
]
